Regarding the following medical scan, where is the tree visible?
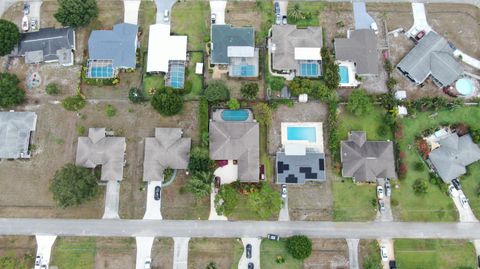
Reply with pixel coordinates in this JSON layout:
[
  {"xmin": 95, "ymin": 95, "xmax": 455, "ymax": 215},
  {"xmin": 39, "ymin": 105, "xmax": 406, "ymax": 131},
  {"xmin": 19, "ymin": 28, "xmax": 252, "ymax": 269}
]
[
  {"xmin": 227, "ymin": 98, "xmax": 240, "ymax": 110},
  {"xmin": 46, "ymin": 83, "xmax": 60, "ymax": 95},
  {"xmin": 286, "ymin": 235, "xmax": 312, "ymax": 260},
  {"xmin": 346, "ymin": 89, "xmax": 373, "ymax": 116},
  {"xmin": 188, "ymin": 147, "xmax": 213, "ymax": 174},
  {"xmin": 62, "ymin": 94, "xmax": 86, "ymax": 111},
  {"xmin": 269, "ymin": 76, "xmax": 285, "ymax": 92},
  {"xmin": 412, "ymin": 179, "xmax": 428, "ymax": 195},
  {"xmin": 215, "ymin": 184, "xmax": 239, "ymax": 216},
  {"xmin": 205, "ymin": 262, "xmax": 217, "ymax": 269},
  {"xmin": 310, "ymin": 81, "xmax": 332, "ymax": 101},
  {"xmin": 240, "ymin": 83, "xmax": 259, "ymax": 100},
  {"xmin": 0, "ymin": 72, "xmax": 25, "ymax": 108},
  {"xmin": 54, "ymin": 0, "xmax": 99, "ymax": 28},
  {"xmin": 288, "ymin": 4, "xmax": 304, "ymax": 21},
  {"xmin": 151, "ymin": 89, "xmax": 183, "ymax": 116},
  {"xmin": 129, "ymin": 87, "xmax": 146, "ymax": 103},
  {"xmin": 246, "ymin": 183, "xmax": 282, "ymax": 219},
  {"xmin": 49, "ymin": 164, "xmax": 99, "ymax": 208},
  {"xmin": 186, "ymin": 171, "xmax": 213, "ymax": 198},
  {"xmin": 288, "ymin": 77, "xmax": 312, "ymax": 96},
  {"xmin": 204, "ymin": 80, "xmax": 230, "ymax": 102},
  {"xmin": 253, "ymin": 103, "xmax": 272, "ymax": 126},
  {"xmin": 0, "ymin": 19, "xmax": 20, "ymax": 56},
  {"xmin": 321, "ymin": 48, "xmax": 340, "ymax": 90}
]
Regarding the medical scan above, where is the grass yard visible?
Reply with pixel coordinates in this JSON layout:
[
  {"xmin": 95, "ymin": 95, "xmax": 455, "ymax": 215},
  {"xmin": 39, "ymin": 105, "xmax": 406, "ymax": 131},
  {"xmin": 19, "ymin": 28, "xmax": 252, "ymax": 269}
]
[
  {"xmin": 338, "ymin": 106, "xmax": 392, "ymax": 141},
  {"xmin": 260, "ymin": 123, "xmax": 273, "ymax": 182},
  {"xmin": 394, "ymin": 239, "xmax": 477, "ymax": 269},
  {"xmin": 143, "ymin": 75, "xmax": 164, "ymax": 97},
  {"xmin": 260, "ymin": 239, "xmax": 303, "ymax": 269},
  {"xmin": 461, "ymin": 162, "xmax": 480, "ymax": 219},
  {"xmin": 51, "ymin": 238, "xmax": 96, "ymax": 269},
  {"xmin": 287, "ymin": 2, "xmax": 325, "ymax": 27},
  {"xmin": 332, "ymin": 178, "xmax": 377, "ymax": 221},
  {"xmin": 185, "ymin": 52, "xmax": 204, "ymax": 99},
  {"xmin": 138, "ymin": 1, "xmax": 158, "ymax": 53},
  {"xmin": 395, "ymin": 106, "xmax": 480, "ymax": 221},
  {"xmin": 188, "ymin": 238, "xmax": 243, "ymax": 269},
  {"xmin": 171, "ymin": 2, "xmax": 210, "ymax": 51}
]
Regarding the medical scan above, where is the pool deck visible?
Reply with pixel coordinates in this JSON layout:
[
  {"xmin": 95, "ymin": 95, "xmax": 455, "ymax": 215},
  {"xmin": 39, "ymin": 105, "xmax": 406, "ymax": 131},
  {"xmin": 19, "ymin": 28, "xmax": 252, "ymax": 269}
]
[
  {"xmin": 338, "ymin": 61, "xmax": 360, "ymax": 88},
  {"xmin": 211, "ymin": 109, "xmax": 254, "ymax": 122},
  {"xmin": 281, "ymin": 122, "xmax": 324, "ymax": 152}
]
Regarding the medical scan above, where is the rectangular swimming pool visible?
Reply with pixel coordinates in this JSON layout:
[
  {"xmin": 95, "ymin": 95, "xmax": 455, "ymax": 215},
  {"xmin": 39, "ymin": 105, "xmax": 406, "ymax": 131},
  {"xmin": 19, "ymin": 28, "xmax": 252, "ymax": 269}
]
[
  {"xmin": 221, "ymin": 109, "xmax": 249, "ymax": 121},
  {"xmin": 287, "ymin": 127, "xmax": 316, "ymax": 143},
  {"xmin": 339, "ymin": 66, "xmax": 349, "ymax": 84}
]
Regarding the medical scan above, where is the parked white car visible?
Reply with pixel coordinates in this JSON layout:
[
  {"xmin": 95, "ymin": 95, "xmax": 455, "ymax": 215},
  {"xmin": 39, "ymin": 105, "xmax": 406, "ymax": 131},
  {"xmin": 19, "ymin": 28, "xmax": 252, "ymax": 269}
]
[
  {"xmin": 380, "ymin": 245, "xmax": 388, "ymax": 261},
  {"xmin": 448, "ymin": 185, "xmax": 459, "ymax": 198},
  {"xmin": 459, "ymin": 195, "xmax": 469, "ymax": 208},
  {"xmin": 377, "ymin": 185, "xmax": 384, "ymax": 199},
  {"xmin": 385, "ymin": 181, "xmax": 391, "ymax": 197}
]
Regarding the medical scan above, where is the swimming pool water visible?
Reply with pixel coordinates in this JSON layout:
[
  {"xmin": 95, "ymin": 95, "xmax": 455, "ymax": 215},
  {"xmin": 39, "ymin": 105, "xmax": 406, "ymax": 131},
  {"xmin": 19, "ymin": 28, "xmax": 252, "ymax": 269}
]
[
  {"xmin": 221, "ymin": 109, "xmax": 249, "ymax": 121},
  {"xmin": 455, "ymin": 78, "xmax": 474, "ymax": 96},
  {"xmin": 339, "ymin": 66, "xmax": 349, "ymax": 84},
  {"xmin": 287, "ymin": 127, "xmax": 316, "ymax": 143}
]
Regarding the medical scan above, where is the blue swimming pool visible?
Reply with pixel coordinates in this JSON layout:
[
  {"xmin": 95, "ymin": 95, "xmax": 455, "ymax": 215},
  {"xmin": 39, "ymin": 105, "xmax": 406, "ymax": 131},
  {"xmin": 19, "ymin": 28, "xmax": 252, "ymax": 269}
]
[
  {"xmin": 287, "ymin": 127, "xmax": 316, "ymax": 143},
  {"xmin": 221, "ymin": 109, "xmax": 249, "ymax": 121},
  {"xmin": 339, "ymin": 66, "xmax": 349, "ymax": 84},
  {"xmin": 88, "ymin": 66, "xmax": 114, "ymax": 78},
  {"xmin": 455, "ymin": 78, "xmax": 474, "ymax": 96},
  {"xmin": 299, "ymin": 62, "xmax": 320, "ymax": 77}
]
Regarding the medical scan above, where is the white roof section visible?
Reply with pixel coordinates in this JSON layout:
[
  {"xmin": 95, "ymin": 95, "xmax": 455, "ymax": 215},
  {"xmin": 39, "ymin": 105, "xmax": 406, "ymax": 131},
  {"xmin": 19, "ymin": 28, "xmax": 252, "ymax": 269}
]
[
  {"xmin": 124, "ymin": 0, "xmax": 141, "ymax": 25},
  {"xmin": 294, "ymin": 47, "xmax": 321, "ymax": 60},
  {"xmin": 285, "ymin": 143, "xmax": 306, "ymax": 156},
  {"xmin": 227, "ymin": 46, "xmax": 255, "ymax": 58},
  {"xmin": 147, "ymin": 24, "xmax": 188, "ymax": 73}
]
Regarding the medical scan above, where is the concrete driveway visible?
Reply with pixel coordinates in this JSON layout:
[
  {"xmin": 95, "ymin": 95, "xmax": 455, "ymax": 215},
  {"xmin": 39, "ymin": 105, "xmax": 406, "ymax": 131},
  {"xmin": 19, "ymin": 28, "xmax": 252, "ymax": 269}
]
[
  {"xmin": 124, "ymin": 0, "xmax": 141, "ymax": 25},
  {"xmin": 35, "ymin": 235, "xmax": 57, "ymax": 268},
  {"xmin": 155, "ymin": 0, "xmax": 176, "ymax": 24},
  {"xmin": 278, "ymin": 191, "xmax": 290, "ymax": 221},
  {"xmin": 353, "ymin": 2, "xmax": 376, "ymax": 30},
  {"xmin": 376, "ymin": 179, "xmax": 393, "ymax": 222},
  {"xmin": 275, "ymin": 0, "xmax": 288, "ymax": 17},
  {"xmin": 28, "ymin": 0, "xmax": 41, "ymax": 30},
  {"xmin": 143, "ymin": 181, "xmax": 162, "ymax": 220},
  {"xmin": 173, "ymin": 237, "xmax": 190, "ymax": 269},
  {"xmin": 208, "ymin": 185, "xmax": 228, "ymax": 220},
  {"xmin": 346, "ymin": 238, "xmax": 359, "ymax": 269},
  {"xmin": 451, "ymin": 188, "xmax": 478, "ymax": 222},
  {"xmin": 406, "ymin": 3, "xmax": 432, "ymax": 38},
  {"xmin": 135, "ymin": 236, "xmax": 154, "ymax": 269},
  {"xmin": 238, "ymin": 238, "xmax": 261, "ymax": 269},
  {"xmin": 210, "ymin": 0, "xmax": 226, "ymax": 25},
  {"xmin": 378, "ymin": 238, "xmax": 395, "ymax": 269},
  {"xmin": 103, "ymin": 180, "xmax": 120, "ymax": 219}
]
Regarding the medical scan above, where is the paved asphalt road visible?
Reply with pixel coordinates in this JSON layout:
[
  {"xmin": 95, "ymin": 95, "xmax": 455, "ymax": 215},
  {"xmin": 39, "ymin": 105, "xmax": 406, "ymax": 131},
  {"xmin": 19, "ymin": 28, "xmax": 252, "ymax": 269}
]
[{"xmin": 2, "ymin": 219, "xmax": 480, "ymax": 239}]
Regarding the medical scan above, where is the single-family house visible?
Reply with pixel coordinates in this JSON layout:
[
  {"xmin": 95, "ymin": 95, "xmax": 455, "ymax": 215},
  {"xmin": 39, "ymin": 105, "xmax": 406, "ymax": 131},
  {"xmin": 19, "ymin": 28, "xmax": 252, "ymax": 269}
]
[
  {"xmin": 16, "ymin": 27, "xmax": 75, "ymax": 66},
  {"xmin": 210, "ymin": 120, "xmax": 259, "ymax": 182},
  {"xmin": 211, "ymin": 24, "xmax": 259, "ymax": 78},
  {"xmin": 428, "ymin": 133, "xmax": 480, "ymax": 183},
  {"xmin": 0, "ymin": 112, "xmax": 37, "ymax": 159},
  {"xmin": 334, "ymin": 29, "xmax": 378, "ymax": 76},
  {"xmin": 146, "ymin": 24, "xmax": 188, "ymax": 89},
  {"xmin": 87, "ymin": 23, "xmax": 138, "ymax": 78},
  {"xmin": 270, "ymin": 25, "xmax": 323, "ymax": 77},
  {"xmin": 340, "ymin": 131, "xmax": 397, "ymax": 182},
  {"xmin": 75, "ymin": 128, "xmax": 126, "ymax": 182},
  {"xmin": 143, "ymin": 128, "xmax": 191, "ymax": 182},
  {"xmin": 396, "ymin": 31, "xmax": 463, "ymax": 88}
]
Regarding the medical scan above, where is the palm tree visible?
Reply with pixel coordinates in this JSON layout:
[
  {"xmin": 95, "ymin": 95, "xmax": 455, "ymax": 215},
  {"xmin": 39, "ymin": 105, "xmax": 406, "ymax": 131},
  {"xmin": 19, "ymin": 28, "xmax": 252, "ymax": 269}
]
[
  {"xmin": 288, "ymin": 4, "xmax": 304, "ymax": 21},
  {"xmin": 186, "ymin": 171, "xmax": 214, "ymax": 198}
]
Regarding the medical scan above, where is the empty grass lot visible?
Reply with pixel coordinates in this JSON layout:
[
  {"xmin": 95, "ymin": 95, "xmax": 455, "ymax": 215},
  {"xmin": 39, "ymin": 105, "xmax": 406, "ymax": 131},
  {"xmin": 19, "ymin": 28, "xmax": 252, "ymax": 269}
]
[
  {"xmin": 51, "ymin": 238, "xmax": 96, "ymax": 269},
  {"xmin": 188, "ymin": 238, "xmax": 243, "ymax": 269},
  {"xmin": 395, "ymin": 106, "xmax": 480, "ymax": 221},
  {"xmin": 394, "ymin": 239, "xmax": 477, "ymax": 269},
  {"xmin": 261, "ymin": 239, "xmax": 303, "ymax": 269},
  {"xmin": 171, "ymin": 2, "xmax": 209, "ymax": 51}
]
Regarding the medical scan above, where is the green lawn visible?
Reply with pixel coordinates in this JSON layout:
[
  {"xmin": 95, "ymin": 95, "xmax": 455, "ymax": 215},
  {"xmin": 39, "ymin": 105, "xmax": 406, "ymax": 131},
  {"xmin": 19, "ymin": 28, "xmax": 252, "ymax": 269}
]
[
  {"xmin": 332, "ymin": 179, "xmax": 377, "ymax": 221},
  {"xmin": 260, "ymin": 123, "xmax": 273, "ymax": 182},
  {"xmin": 395, "ymin": 239, "xmax": 477, "ymax": 269},
  {"xmin": 143, "ymin": 75, "xmax": 164, "ymax": 96},
  {"xmin": 461, "ymin": 162, "xmax": 480, "ymax": 219},
  {"xmin": 171, "ymin": 2, "xmax": 209, "ymax": 51},
  {"xmin": 258, "ymin": 1, "xmax": 274, "ymax": 44},
  {"xmin": 260, "ymin": 239, "xmax": 303, "ymax": 269},
  {"xmin": 51, "ymin": 238, "xmax": 96, "ymax": 269},
  {"xmin": 185, "ymin": 52, "xmax": 204, "ymax": 99},
  {"xmin": 287, "ymin": 2, "xmax": 325, "ymax": 27},
  {"xmin": 338, "ymin": 106, "xmax": 392, "ymax": 141},
  {"xmin": 395, "ymin": 106, "xmax": 480, "ymax": 221}
]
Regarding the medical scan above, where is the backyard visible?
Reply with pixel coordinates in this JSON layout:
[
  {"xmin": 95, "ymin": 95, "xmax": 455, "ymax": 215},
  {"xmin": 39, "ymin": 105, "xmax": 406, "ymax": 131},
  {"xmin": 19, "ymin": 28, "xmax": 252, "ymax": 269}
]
[
  {"xmin": 185, "ymin": 52, "xmax": 205, "ymax": 99},
  {"xmin": 171, "ymin": 1, "xmax": 210, "ymax": 51},
  {"xmin": 394, "ymin": 239, "xmax": 477, "ymax": 269}
]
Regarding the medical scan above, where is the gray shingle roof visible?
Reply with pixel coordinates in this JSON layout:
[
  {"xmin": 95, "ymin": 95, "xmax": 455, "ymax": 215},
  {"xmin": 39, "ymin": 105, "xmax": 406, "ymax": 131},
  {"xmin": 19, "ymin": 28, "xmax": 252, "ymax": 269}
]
[
  {"xmin": 429, "ymin": 133, "xmax": 480, "ymax": 182},
  {"xmin": 0, "ymin": 112, "xmax": 37, "ymax": 159},
  {"xmin": 88, "ymin": 23, "xmax": 138, "ymax": 69},
  {"xmin": 17, "ymin": 27, "xmax": 75, "ymax": 64},
  {"xmin": 396, "ymin": 31, "xmax": 463, "ymax": 87},
  {"xmin": 271, "ymin": 25, "xmax": 323, "ymax": 71},
  {"xmin": 143, "ymin": 128, "xmax": 191, "ymax": 182},
  {"xmin": 211, "ymin": 25, "xmax": 254, "ymax": 64},
  {"xmin": 334, "ymin": 29, "xmax": 378, "ymax": 75},
  {"xmin": 209, "ymin": 121, "xmax": 259, "ymax": 182},
  {"xmin": 340, "ymin": 131, "xmax": 396, "ymax": 182},
  {"xmin": 276, "ymin": 150, "xmax": 325, "ymax": 184},
  {"xmin": 75, "ymin": 128, "xmax": 126, "ymax": 181}
]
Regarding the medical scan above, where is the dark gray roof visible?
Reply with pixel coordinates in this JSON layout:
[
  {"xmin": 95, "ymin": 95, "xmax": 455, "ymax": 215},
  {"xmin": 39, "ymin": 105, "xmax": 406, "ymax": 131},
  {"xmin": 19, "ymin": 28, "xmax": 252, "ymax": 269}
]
[
  {"xmin": 334, "ymin": 29, "xmax": 378, "ymax": 75},
  {"xmin": 17, "ymin": 27, "xmax": 75, "ymax": 63},
  {"xmin": 396, "ymin": 31, "xmax": 463, "ymax": 87},
  {"xmin": 340, "ymin": 131, "xmax": 396, "ymax": 182},
  {"xmin": 211, "ymin": 24, "xmax": 255, "ymax": 64},
  {"xmin": 429, "ymin": 133, "xmax": 480, "ymax": 182},
  {"xmin": 0, "ymin": 112, "xmax": 37, "ymax": 159},
  {"xmin": 143, "ymin": 128, "xmax": 191, "ymax": 182},
  {"xmin": 276, "ymin": 150, "xmax": 325, "ymax": 184},
  {"xmin": 209, "ymin": 121, "xmax": 259, "ymax": 182},
  {"xmin": 88, "ymin": 23, "xmax": 138, "ymax": 69},
  {"xmin": 271, "ymin": 25, "xmax": 323, "ymax": 71}
]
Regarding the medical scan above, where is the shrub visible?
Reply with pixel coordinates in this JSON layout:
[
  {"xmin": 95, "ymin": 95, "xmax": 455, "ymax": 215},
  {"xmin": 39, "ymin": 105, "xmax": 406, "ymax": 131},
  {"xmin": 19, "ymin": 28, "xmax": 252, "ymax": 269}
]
[
  {"xmin": 240, "ymin": 83, "xmax": 259, "ymax": 100},
  {"xmin": 288, "ymin": 77, "xmax": 312, "ymax": 96},
  {"xmin": 46, "ymin": 83, "xmax": 60, "ymax": 95},
  {"xmin": 377, "ymin": 124, "xmax": 390, "ymax": 138},
  {"xmin": 415, "ymin": 139, "xmax": 430, "ymax": 159},
  {"xmin": 398, "ymin": 163, "xmax": 407, "ymax": 179},
  {"xmin": 414, "ymin": 161, "xmax": 425, "ymax": 171},
  {"xmin": 62, "ymin": 94, "xmax": 86, "ymax": 111},
  {"xmin": 105, "ymin": 104, "xmax": 116, "ymax": 117},
  {"xmin": 183, "ymin": 80, "xmax": 192, "ymax": 94},
  {"xmin": 346, "ymin": 89, "xmax": 373, "ymax": 116},
  {"xmin": 253, "ymin": 103, "xmax": 272, "ymax": 126},
  {"xmin": 412, "ymin": 179, "xmax": 428, "ymax": 195},
  {"xmin": 151, "ymin": 89, "xmax": 183, "ymax": 116},
  {"xmin": 0, "ymin": 19, "xmax": 20, "ymax": 56},
  {"xmin": 321, "ymin": 47, "xmax": 340, "ymax": 90},
  {"xmin": 269, "ymin": 76, "xmax": 285, "ymax": 91},
  {"xmin": 386, "ymin": 77, "xmax": 397, "ymax": 91},
  {"xmin": 384, "ymin": 59, "xmax": 393, "ymax": 74},
  {"xmin": 188, "ymin": 147, "xmax": 213, "ymax": 174},
  {"xmin": 0, "ymin": 72, "xmax": 25, "ymax": 108},
  {"xmin": 128, "ymin": 87, "xmax": 146, "ymax": 103},
  {"xmin": 215, "ymin": 184, "xmax": 239, "ymax": 216},
  {"xmin": 227, "ymin": 98, "xmax": 240, "ymax": 110},
  {"xmin": 199, "ymin": 98, "xmax": 209, "ymax": 144},
  {"xmin": 390, "ymin": 198, "xmax": 399, "ymax": 207},
  {"xmin": 76, "ymin": 125, "xmax": 85, "ymax": 135},
  {"xmin": 286, "ymin": 235, "xmax": 312, "ymax": 260},
  {"xmin": 54, "ymin": 0, "xmax": 98, "ymax": 28},
  {"xmin": 310, "ymin": 81, "xmax": 332, "ymax": 101},
  {"xmin": 163, "ymin": 167, "xmax": 174, "ymax": 182},
  {"xmin": 204, "ymin": 80, "xmax": 230, "ymax": 102}
]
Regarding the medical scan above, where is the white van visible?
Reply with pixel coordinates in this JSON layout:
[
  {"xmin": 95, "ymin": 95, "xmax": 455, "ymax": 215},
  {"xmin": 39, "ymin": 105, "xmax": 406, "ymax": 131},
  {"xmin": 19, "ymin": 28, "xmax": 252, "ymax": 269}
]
[{"xmin": 163, "ymin": 10, "xmax": 169, "ymax": 22}]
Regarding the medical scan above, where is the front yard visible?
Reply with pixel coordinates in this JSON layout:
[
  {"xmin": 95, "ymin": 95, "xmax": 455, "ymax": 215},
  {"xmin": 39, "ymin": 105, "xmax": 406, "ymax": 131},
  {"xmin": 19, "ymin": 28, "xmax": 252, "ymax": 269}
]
[
  {"xmin": 188, "ymin": 238, "xmax": 243, "ymax": 269},
  {"xmin": 171, "ymin": 1, "xmax": 210, "ymax": 51}
]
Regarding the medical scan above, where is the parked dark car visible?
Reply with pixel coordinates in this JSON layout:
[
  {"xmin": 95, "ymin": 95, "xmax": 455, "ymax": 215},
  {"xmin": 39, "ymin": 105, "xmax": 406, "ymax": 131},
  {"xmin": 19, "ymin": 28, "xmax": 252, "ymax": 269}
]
[
  {"xmin": 23, "ymin": 3, "xmax": 30, "ymax": 15},
  {"xmin": 154, "ymin": 186, "xmax": 161, "ymax": 200},
  {"xmin": 248, "ymin": 262, "xmax": 254, "ymax": 269},
  {"xmin": 452, "ymin": 178, "xmax": 461, "ymax": 190},
  {"xmin": 214, "ymin": 177, "xmax": 221, "ymax": 189},
  {"xmin": 246, "ymin": 244, "xmax": 252, "ymax": 259},
  {"xmin": 477, "ymin": 255, "xmax": 480, "ymax": 267},
  {"xmin": 415, "ymin": 30, "xmax": 426, "ymax": 41},
  {"xmin": 389, "ymin": 260, "xmax": 397, "ymax": 269},
  {"xmin": 274, "ymin": 2, "xmax": 280, "ymax": 14},
  {"xmin": 267, "ymin": 234, "xmax": 280, "ymax": 241}
]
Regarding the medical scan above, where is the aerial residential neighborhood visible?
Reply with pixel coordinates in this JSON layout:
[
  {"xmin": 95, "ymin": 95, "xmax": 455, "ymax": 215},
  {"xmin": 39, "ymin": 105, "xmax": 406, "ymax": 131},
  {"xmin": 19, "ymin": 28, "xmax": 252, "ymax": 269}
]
[{"xmin": 0, "ymin": 0, "xmax": 479, "ymax": 269}]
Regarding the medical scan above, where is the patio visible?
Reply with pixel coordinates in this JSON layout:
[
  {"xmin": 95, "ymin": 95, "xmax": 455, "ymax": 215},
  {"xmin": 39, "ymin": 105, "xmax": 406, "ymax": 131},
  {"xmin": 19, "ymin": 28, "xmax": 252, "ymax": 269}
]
[{"xmin": 213, "ymin": 160, "xmax": 238, "ymax": 184}]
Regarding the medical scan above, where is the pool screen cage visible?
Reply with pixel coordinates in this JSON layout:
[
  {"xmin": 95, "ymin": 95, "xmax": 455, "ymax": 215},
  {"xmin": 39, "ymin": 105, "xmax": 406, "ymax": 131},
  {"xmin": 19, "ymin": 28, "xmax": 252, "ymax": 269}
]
[
  {"xmin": 297, "ymin": 60, "xmax": 321, "ymax": 77},
  {"xmin": 86, "ymin": 59, "xmax": 116, "ymax": 79}
]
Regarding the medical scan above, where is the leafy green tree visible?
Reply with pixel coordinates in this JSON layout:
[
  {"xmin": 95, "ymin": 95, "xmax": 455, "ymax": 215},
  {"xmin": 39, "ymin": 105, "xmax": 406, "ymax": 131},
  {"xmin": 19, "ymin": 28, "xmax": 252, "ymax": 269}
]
[
  {"xmin": 0, "ymin": 72, "xmax": 25, "ymax": 108},
  {"xmin": 62, "ymin": 94, "xmax": 86, "ymax": 111},
  {"xmin": 129, "ymin": 87, "xmax": 146, "ymax": 103},
  {"xmin": 0, "ymin": 19, "xmax": 20, "ymax": 56},
  {"xmin": 412, "ymin": 179, "xmax": 428, "ymax": 195},
  {"xmin": 253, "ymin": 103, "xmax": 272, "ymax": 126},
  {"xmin": 321, "ymin": 48, "xmax": 340, "ymax": 90},
  {"xmin": 50, "ymin": 164, "xmax": 99, "ymax": 208},
  {"xmin": 310, "ymin": 81, "xmax": 332, "ymax": 101},
  {"xmin": 186, "ymin": 171, "xmax": 213, "ymax": 198},
  {"xmin": 204, "ymin": 80, "xmax": 230, "ymax": 102},
  {"xmin": 240, "ymin": 83, "xmax": 259, "ymax": 100},
  {"xmin": 269, "ymin": 76, "xmax": 285, "ymax": 92},
  {"xmin": 246, "ymin": 183, "xmax": 282, "ymax": 219},
  {"xmin": 288, "ymin": 4, "xmax": 303, "ymax": 21},
  {"xmin": 151, "ymin": 89, "xmax": 183, "ymax": 116},
  {"xmin": 46, "ymin": 83, "xmax": 60, "ymax": 95},
  {"xmin": 188, "ymin": 147, "xmax": 213, "ymax": 174},
  {"xmin": 54, "ymin": 0, "xmax": 99, "ymax": 28},
  {"xmin": 227, "ymin": 98, "xmax": 240, "ymax": 110},
  {"xmin": 286, "ymin": 235, "xmax": 312, "ymax": 260},
  {"xmin": 215, "ymin": 184, "xmax": 239, "ymax": 216},
  {"xmin": 346, "ymin": 89, "xmax": 373, "ymax": 116},
  {"xmin": 288, "ymin": 77, "xmax": 313, "ymax": 96}
]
